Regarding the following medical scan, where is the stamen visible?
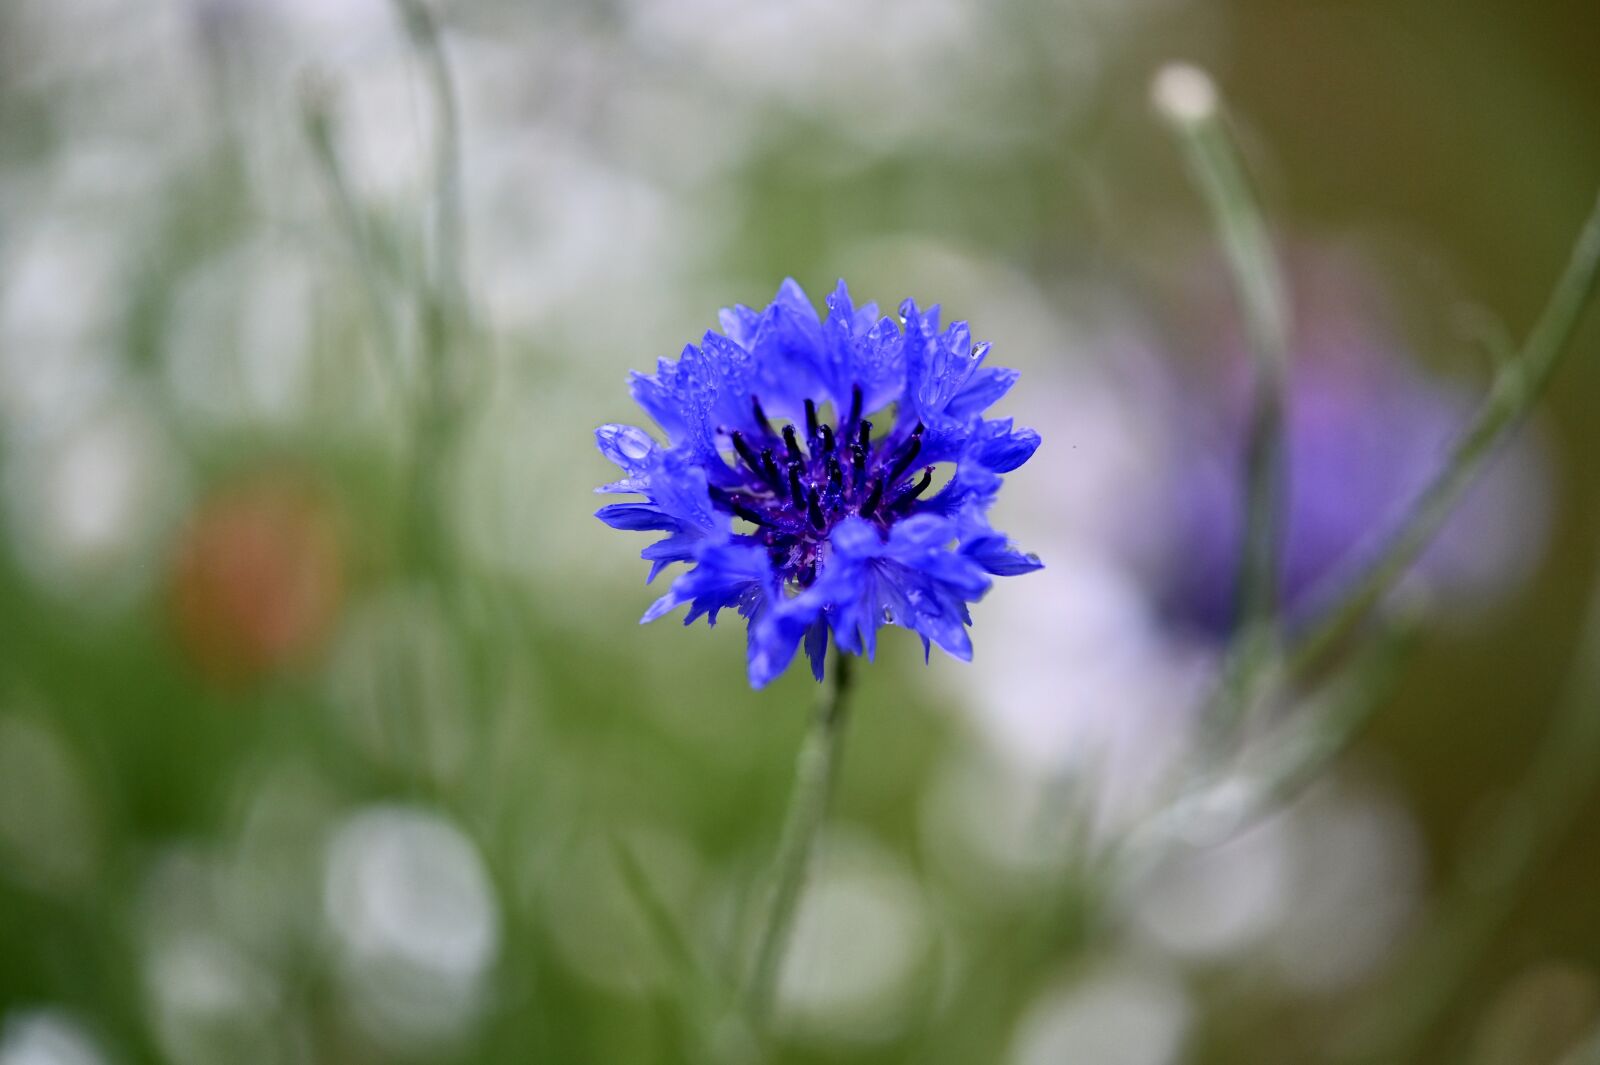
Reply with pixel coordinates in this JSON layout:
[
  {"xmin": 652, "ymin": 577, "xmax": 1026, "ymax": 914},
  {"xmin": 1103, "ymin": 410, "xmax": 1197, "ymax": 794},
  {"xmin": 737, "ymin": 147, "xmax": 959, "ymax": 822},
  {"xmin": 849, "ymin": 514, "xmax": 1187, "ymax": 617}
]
[
  {"xmin": 861, "ymin": 477, "xmax": 884, "ymax": 517},
  {"xmin": 731, "ymin": 431, "xmax": 766, "ymax": 481},
  {"xmin": 708, "ymin": 486, "xmax": 770, "ymax": 526},
  {"xmin": 734, "ymin": 502, "xmax": 770, "ymax": 526},
  {"xmin": 751, "ymin": 396, "xmax": 775, "ymax": 437},
  {"xmin": 886, "ymin": 423, "xmax": 925, "ymax": 485},
  {"xmin": 782, "ymin": 425, "xmax": 804, "ymax": 463},
  {"xmin": 736, "ymin": 393, "xmax": 929, "ymax": 544},
  {"xmin": 897, "ymin": 468, "xmax": 933, "ymax": 504}
]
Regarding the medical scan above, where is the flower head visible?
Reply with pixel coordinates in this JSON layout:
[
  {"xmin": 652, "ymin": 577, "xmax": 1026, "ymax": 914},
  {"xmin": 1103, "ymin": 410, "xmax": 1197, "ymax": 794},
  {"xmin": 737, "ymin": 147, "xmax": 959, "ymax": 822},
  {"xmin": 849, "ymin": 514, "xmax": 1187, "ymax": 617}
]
[{"xmin": 596, "ymin": 279, "xmax": 1041, "ymax": 687}]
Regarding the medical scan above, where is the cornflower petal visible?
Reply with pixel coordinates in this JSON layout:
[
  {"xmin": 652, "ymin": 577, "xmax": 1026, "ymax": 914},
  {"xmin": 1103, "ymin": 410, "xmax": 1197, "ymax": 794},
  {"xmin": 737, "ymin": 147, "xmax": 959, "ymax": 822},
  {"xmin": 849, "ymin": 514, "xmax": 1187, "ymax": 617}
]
[{"xmin": 596, "ymin": 280, "xmax": 1042, "ymax": 686}]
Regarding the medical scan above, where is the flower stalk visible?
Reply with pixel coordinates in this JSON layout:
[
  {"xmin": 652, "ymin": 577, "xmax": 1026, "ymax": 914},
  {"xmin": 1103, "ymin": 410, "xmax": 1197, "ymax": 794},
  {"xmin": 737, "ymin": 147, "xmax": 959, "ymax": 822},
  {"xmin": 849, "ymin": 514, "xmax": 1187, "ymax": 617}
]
[
  {"xmin": 742, "ymin": 652, "xmax": 855, "ymax": 1030},
  {"xmin": 1291, "ymin": 186, "xmax": 1600, "ymax": 673},
  {"xmin": 1154, "ymin": 62, "xmax": 1292, "ymax": 745},
  {"xmin": 300, "ymin": 77, "xmax": 405, "ymax": 402}
]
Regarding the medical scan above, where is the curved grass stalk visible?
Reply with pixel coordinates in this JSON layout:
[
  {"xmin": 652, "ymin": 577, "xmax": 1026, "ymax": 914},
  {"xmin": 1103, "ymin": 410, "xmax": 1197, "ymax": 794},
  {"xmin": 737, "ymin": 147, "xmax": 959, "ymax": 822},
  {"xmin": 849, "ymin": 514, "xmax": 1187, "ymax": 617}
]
[
  {"xmin": 300, "ymin": 79, "xmax": 406, "ymax": 402},
  {"xmin": 1291, "ymin": 188, "xmax": 1600, "ymax": 673},
  {"xmin": 393, "ymin": 0, "xmax": 469, "ymax": 358},
  {"xmin": 1154, "ymin": 63, "xmax": 1292, "ymax": 745},
  {"xmin": 1155, "ymin": 65, "xmax": 1600, "ymax": 748}
]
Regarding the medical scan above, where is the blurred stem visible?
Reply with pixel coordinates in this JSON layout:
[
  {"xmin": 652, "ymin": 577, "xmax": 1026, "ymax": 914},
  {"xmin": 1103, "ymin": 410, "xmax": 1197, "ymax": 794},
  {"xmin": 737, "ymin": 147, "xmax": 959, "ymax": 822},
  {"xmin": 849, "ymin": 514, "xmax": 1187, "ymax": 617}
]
[
  {"xmin": 392, "ymin": 0, "xmax": 471, "ymax": 576},
  {"xmin": 300, "ymin": 79, "xmax": 404, "ymax": 400},
  {"xmin": 1292, "ymin": 188, "xmax": 1600, "ymax": 674},
  {"xmin": 611, "ymin": 835, "xmax": 728, "ymax": 1014},
  {"xmin": 1338, "ymin": 546, "xmax": 1600, "ymax": 1064},
  {"xmin": 1253, "ymin": 606, "xmax": 1419, "ymax": 812},
  {"xmin": 393, "ymin": 0, "xmax": 468, "ymax": 350},
  {"xmin": 743, "ymin": 653, "xmax": 855, "ymax": 1032},
  {"xmin": 1157, "ymin": 65, "xmax": 1292, "ymax": 744},
  {"xmin": 1108, "ymin": 609, "xmax": 1416, "ymax": 903}
]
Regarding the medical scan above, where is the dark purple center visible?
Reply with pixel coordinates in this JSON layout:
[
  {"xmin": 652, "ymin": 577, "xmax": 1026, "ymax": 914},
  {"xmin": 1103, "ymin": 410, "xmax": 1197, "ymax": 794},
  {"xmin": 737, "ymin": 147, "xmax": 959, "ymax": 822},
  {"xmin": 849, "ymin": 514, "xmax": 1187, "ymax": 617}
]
[{"xmin": 709, "ymin": 385, "xmax": 933, "ymax": 586}]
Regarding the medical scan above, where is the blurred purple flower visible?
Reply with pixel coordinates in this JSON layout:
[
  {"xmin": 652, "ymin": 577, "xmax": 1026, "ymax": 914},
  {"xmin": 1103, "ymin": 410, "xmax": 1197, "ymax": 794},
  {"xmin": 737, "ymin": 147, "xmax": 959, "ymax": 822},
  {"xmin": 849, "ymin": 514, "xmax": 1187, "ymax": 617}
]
[{"xmin": 1157, "ymin": 257, "xmax": 1551, "ymax": 639}]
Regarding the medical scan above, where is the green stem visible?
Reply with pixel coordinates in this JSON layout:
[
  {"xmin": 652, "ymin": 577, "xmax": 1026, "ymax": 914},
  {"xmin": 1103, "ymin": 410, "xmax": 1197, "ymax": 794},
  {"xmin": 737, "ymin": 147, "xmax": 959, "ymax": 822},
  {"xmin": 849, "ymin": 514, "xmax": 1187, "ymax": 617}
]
[
  {"xmin": 1338, "ymin": 543, "xmax": 1600, "ymax": 1064},
  {"xmin": 1157, "ymin": 65, "xmax": 1292, "ymax": 743},
  {"xmin": 300, "ymin": 78, "xmax": 405, "ymax": 400},
  {"xmin": 391, "ymin": 0, "xmax": 473, "ymax": 575},
  {"xmin": 743, "ymin": 653, "xmax": 855, "ymax": 1031},
  {"xmin": 393, "ymin": 0, "xmax": 468, "ymax": 339},
  {"xmin": 1178, "ymin": 108, "xmax": 1291, "ymax": 644},
  {"xmin": 1292, "ymin": 189, "xmax": 1600, "ymax": 674},
  {"xmin": 1108, "ymin": 606, "xmax": 1417, "ymax": 898},
  {"xmin": 1252, "ymin": 607, "xmax": 1417, "ymax": 812}
]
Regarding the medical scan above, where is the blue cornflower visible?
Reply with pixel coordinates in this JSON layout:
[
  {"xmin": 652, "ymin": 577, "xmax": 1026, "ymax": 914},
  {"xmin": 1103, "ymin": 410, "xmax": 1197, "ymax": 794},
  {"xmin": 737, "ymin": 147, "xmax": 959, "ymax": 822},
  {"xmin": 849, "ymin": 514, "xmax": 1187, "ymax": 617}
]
[{"xmin": 596, "ymin": 280, "xmax": 1042, "ymax": 687}]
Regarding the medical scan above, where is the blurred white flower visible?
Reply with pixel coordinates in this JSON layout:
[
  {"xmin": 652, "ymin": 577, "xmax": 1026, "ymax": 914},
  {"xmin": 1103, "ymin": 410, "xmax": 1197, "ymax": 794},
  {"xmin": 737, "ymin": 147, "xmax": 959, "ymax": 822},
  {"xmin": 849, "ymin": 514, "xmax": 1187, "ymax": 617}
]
[
  {"xmin": 919, "ymin": 744, "xmax": 1077, "ymax": 909},
  {"xmin": 961, "ymin": 556, "xmax": 1204, "ymax": 766},
  {"xmin": 1126, "ymin": 801, "xmax": 1294, "ymax": 962},
  {"xmin": 626, "ymin": 0, "xmax": 975, "ymax": 136},
  {"xmin": 1120, "ymin": 775, "xmax": 1422, "ymax": 986},
  {"xmin": 134, "ymin": 777, "xmax": 339, "ymax": 1065},
  {"xmin": 950, "ymin": 543, "xmax": 1212, "ymax": 847},
  {"xmin": 903, "ymin": 283, "xmax": 1210, "ymax": 839},
  {"xmin": 144, "ymin": 930, "xmax": 284, "ymax": 1065},
  {"xmin": 1, "ymin": 401, "xmax": 188, "ymax": 611},
  {"xmin": 1010, "ymin": 963, "xmax": 1191, "ymax": 1065},
  {"xmin": 775, "ymin": 830, "xmax": 935, "ymax": 1045},
  {"xmin": 464, "ymin": 125, "xmax": 706, "ymax": 351},
  {"xmin": 0, "ymin": 1011, "xmax": 109, "ymax": 1065},
  {"xmin": 0, "ymin": 220, "xmax": 123, "ymax": 435},
  {"xmin": 1266, "ymin": 780, "xmax": 1423, "ymax": 993},
  {"xmin": 137, "ymin": 845, "xmax": 284, "ymax": 1065},
  {"xmin": 620, "ymin": 0, "xmax": 1135, "ymax": 149},
  {"xmin": 323, "ymin": 805, "xmax": 500, "ymax": 1049},
  {"xmin": 11, "ymin": 0, "xmax": 207, "ymax": 146}
]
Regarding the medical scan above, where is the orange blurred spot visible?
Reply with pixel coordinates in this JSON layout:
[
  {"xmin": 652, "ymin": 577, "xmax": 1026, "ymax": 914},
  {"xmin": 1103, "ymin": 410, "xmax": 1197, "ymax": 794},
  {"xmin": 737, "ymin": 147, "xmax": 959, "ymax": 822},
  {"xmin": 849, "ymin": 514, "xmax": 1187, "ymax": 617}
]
[{"xmin": 169, "ymin": 474, "xmax": 344, "ymax": 684}]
